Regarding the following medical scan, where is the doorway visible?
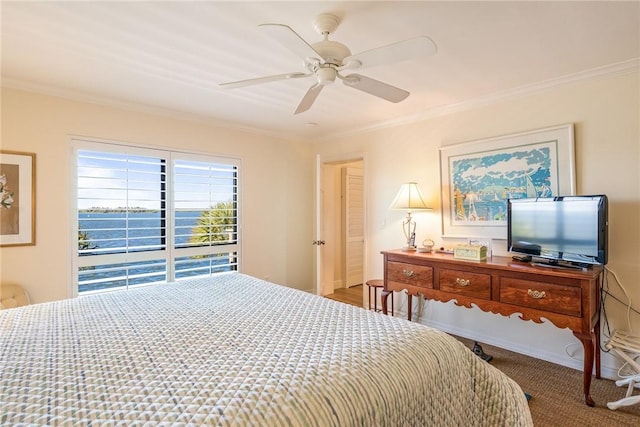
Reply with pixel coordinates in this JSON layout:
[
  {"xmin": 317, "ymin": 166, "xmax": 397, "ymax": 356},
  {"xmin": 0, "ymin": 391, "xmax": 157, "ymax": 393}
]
[{"xmin": 315, "ymin": 155, "xmax": 366, "ymax": 307}]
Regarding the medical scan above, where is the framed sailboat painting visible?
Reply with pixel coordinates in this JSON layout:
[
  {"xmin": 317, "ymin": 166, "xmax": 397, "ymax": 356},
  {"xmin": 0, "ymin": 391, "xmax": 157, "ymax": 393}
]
[{"xmin": 439, "ymin": 124, "xmax": 575, "ymax": 239}]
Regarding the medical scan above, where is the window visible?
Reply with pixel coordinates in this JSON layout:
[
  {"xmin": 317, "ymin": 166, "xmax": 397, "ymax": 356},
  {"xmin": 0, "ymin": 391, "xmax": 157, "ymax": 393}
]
[{"xmin": 73, "ymin": 139, "xmax": 240, "ymax": 295}]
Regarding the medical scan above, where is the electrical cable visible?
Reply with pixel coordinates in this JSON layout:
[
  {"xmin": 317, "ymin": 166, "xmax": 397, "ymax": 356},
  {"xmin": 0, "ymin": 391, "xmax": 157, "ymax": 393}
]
[
  {"xmin": 564, "ymin": 341, "xmax": 582, "ymax": 359},
  {"xmin": 600, "ymin": 266, "xmax": 639, "ymax": 354},
  {"xmin": 605, "ymin": 265, "xmax": 636, "ymax": 332},
  {"xmin": 415, "ymin": 294, "xmax": 424, "ymax": 322}
]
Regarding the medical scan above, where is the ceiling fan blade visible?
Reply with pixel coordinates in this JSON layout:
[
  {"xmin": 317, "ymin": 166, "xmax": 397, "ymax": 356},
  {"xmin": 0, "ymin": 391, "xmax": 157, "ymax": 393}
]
[
  {"xmin": 344, "ymin": 36, "xmax": 437, "ymax": 69},
  {"xmin": 341, "ymin": 74, "xmax": 409, "ymax": 103},
  {"xmin": 259, "ymin": 23, "xmax": 323, "ymax": 63},
  {"xmin": 294, "ymin": 84, "xmax": 324, "ymax": 115},
  {"xmin": 219, "ymin": 72, "xmax": 309, "ymax": 89}
]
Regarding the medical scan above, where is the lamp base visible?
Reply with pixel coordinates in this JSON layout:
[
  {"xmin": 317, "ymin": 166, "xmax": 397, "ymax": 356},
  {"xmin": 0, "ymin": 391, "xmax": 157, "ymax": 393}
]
[{"xmin": 401, "ymin": 246, "xmax": 417, "ymax": 252}]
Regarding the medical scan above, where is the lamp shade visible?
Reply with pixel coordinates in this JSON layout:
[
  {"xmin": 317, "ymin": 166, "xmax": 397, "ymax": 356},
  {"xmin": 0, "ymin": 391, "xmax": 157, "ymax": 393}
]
[{"xmin": 390, "ymin": 182, "xmax": 431, "ymax": 211}]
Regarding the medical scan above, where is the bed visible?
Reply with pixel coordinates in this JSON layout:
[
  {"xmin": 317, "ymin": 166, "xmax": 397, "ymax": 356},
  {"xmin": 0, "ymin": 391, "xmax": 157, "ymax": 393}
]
[{"xmin": 0, "ymin": 272, "xmax": 533, "ymax": 426}]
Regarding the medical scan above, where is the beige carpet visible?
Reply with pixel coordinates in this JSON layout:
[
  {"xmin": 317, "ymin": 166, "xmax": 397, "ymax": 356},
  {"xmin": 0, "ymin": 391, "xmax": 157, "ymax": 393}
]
[{"xmin": 454, "ymin": 337, "xmax": 640, "ymax": 427}]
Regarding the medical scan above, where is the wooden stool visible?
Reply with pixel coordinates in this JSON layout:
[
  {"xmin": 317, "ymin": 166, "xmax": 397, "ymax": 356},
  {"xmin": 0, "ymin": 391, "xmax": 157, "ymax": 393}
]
[{"xmin": 366, "ymin": 280, "xmax": 393, "ymax": 316}]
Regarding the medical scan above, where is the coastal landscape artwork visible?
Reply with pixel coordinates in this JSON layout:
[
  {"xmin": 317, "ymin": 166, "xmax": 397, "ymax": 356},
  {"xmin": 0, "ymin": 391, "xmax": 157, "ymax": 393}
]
[
  {"xmin": 439, "ymin": 124, "xmax": 575, "ymax": 239},
  {"xmin": 0, "ymin": 151, "xmax": 35, "ymax": 246}
]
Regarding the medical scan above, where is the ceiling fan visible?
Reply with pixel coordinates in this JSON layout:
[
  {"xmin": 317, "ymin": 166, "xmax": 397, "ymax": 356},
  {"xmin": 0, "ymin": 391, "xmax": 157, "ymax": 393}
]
[{"xmin": 219, "ymin": 13, "xmax": 437, "ymax": 114}]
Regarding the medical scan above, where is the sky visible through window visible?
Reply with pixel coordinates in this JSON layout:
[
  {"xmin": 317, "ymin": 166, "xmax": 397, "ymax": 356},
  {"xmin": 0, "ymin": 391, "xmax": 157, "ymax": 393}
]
[{"xmin": 77, "ymin": 151, "xmax": 236, "ymax": 211}]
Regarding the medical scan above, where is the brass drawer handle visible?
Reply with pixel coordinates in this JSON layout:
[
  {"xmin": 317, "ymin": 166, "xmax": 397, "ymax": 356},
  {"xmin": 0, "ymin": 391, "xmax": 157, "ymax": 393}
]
[
  {"xmin": 455, "ymin": 278, "xmax": 470, "ymax": 287},
  {"xmin": 528, "ymin": 289, "xmax": 546, "ymax": 299},
  {"xmin": 403, "ymin": 269, "xmax": 414, "ymax": 278}
]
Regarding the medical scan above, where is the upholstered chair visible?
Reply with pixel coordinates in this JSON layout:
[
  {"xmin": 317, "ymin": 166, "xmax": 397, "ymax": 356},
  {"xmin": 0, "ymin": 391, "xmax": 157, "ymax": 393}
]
[{"xmin": 0, "ymin": 283, "xmax": 31, "ymax": 309}]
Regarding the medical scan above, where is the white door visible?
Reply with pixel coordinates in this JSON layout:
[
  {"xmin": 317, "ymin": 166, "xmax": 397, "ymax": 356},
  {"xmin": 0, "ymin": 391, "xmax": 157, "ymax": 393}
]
[
  {"xmin": 343, "ymin": 167, "xmax": 364, "ymax": 287},
  {"xmin": 315, "ymin": 155, "xmax": 366, "ymax": 300},
  {"xmin": 315, "ymin": 160, "xmax": 334, "ymax": 296}
]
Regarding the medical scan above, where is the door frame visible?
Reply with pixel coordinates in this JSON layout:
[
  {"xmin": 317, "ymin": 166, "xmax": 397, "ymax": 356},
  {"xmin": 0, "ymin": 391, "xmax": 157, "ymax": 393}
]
[{"xmin": 315, "ymin": 153, "xmax": 367, "ymax": 303}]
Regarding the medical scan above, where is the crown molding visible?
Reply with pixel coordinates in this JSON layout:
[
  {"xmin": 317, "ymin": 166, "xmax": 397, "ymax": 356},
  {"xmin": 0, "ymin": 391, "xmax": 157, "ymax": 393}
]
[
  {"xmin": 314, "ymin": 58, "xmax": 640, "ymax": 143},
  {"xmin": 0, "ymin": 78, "xmax": 303, "ymax": 142},
  {"xmin": 4, "ymin": 58, "xmax": 638, "ymax": 144}
]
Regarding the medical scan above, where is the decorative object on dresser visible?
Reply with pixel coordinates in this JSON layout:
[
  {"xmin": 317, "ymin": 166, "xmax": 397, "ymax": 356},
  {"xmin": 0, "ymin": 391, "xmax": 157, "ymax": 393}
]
[
  {"xmin": 380, "ymin": 249, "xmax": 603, "ymax": 407},
  {"xmin": 389, "ymin": 182, "xmax": 432, "ymax": 251},
  {"xmin": 453, "ymin": 244, "xmax": 487, "ymax": 261}
]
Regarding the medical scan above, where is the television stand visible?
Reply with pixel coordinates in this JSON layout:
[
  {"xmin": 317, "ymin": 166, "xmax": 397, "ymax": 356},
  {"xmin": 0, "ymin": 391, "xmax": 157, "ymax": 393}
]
[{"xmin": 381, "ymin": 249, "xmax": 603, "ymax": 406}]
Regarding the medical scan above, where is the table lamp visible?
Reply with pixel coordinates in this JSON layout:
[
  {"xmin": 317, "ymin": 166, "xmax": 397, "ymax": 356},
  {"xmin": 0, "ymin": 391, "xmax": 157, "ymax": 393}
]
[{"xmin": 390, "ymin": 182, "xmax": 432, "ymax": 250}]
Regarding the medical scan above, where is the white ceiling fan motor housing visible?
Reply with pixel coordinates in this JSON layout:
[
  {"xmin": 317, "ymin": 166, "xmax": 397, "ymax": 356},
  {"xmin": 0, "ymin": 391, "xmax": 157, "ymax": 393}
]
[
  {"xmin": 312, "ymin": 40, "xmax": 352, "ymax": 66},
  {"xmin": 311, "ymin": 14, "xmax": 351, "ymax": 66}
]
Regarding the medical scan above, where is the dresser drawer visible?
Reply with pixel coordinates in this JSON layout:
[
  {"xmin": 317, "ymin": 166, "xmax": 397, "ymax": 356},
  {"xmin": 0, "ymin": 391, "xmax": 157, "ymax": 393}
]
[
  {"xmin": 387, "ymin": 261, "xmax": 433, "ymax": 292},
  {"xmin": 439, "ymin": 269, "xmax": 491, "ymax": 299},
  {"xmin": 500, "ymin": 277, "xmax": 582, "ymax": 317}
]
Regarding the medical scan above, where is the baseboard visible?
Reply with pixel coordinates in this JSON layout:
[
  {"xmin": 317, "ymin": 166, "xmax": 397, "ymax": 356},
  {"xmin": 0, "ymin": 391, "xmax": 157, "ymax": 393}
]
[
  {"xmin": 420, "ymin": 317, "xmax": 620, "ymax": 380},
  {"xmin": 353, "ymin": 292, "xmax": 622, "ymax": 380}
]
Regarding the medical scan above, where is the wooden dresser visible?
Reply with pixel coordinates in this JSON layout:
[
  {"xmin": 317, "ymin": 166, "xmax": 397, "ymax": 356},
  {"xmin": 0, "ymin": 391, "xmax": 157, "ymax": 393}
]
[{"xmin": 380, "ymin": 249, "xmax": 603, "ymax": 406}]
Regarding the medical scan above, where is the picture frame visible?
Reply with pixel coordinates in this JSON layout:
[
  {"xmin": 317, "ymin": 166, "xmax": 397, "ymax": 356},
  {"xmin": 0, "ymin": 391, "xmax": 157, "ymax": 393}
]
[
  {"xmin": 439, "ymin": 124, "xmax": 575, "ymax": 239},
  {"xmin": 1, "ymin": 150, "xmax": 36, "ymax": 246}
]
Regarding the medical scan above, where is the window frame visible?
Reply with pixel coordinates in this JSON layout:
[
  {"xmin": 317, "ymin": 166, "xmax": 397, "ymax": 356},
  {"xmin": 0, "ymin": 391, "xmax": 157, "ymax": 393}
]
[{"xmin": 70, "ymin": 137, "xmax": 242, "ymax": 297}]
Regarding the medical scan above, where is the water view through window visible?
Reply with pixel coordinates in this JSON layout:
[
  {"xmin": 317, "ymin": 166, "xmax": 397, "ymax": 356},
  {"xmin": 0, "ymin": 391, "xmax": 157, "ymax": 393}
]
[
  {"xmin": 74, "ymin": 143, "xmax": 240, "ymax": 294},
  {"xmin": 78, "ymin": 210, "xmax": 237, "ymax": 293}
]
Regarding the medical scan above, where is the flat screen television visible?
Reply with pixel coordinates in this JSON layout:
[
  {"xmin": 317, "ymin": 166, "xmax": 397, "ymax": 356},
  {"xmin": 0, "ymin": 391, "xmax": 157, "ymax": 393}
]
[{"xmin": 507, "ymin": 195, "xmax": 608, "ymax": 266}]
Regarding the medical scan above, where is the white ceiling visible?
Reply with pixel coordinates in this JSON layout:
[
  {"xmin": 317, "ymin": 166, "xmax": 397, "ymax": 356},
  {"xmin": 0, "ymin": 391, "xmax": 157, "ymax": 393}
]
[{"xmin": 2, "ymin": 1, "xmax": 639, "ymax": 141}]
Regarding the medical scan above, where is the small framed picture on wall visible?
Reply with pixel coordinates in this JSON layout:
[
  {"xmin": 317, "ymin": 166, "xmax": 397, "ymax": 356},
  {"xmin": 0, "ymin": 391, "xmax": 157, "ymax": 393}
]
[{"xmin": 1, "ymin": 150, "xmax": 36, "ymax": 246}]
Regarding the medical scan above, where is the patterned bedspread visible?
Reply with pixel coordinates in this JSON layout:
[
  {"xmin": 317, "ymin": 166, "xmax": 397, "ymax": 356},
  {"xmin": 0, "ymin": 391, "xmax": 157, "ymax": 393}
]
[{"xmin": 1, "ymin": 273, "xmax": 533, "ymax": 426}]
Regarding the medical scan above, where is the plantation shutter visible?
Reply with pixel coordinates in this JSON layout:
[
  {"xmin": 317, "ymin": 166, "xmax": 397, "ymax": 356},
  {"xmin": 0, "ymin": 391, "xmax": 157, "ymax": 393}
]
[
  {"xmin": 172, "ymin": 157, "xmax": 239, "ymax": 279},
  {"xmin": 76, "ymin": 148, "xmax": 169, "ymax": 293},
  {"xmin": 73, "ymin": 139, "xmax": 241, "ymax": 295}
]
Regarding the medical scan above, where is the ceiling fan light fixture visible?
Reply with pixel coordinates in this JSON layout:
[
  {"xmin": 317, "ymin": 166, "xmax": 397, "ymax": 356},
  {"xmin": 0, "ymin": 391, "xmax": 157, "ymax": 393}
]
[{"xmin": 317, "ymin": 67, "xmax": 337, "ymax": 85}]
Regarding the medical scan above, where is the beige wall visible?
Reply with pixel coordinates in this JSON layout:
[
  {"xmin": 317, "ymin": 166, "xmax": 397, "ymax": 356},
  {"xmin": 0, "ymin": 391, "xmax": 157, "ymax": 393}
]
[
  {"xmin": 0, "ymin": 88, "xmax": 315, "ymax": 303},
  {"xmin": 2, "ymin": 70, "xmax": 638, "ymax": 376},
  {"xmin": 313, "ymin": 71, "xmax": 640, "ymax": 377}
]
